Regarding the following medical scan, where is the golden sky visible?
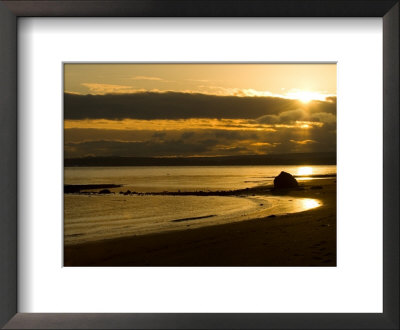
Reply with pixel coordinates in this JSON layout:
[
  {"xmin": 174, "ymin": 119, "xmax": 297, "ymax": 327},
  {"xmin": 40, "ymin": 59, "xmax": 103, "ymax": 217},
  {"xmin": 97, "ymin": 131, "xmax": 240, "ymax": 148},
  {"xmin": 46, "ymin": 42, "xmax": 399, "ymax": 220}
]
[
  {"xmin": 64, "ymin": 63, "xmax": 336, "ymax": 158},
  {"xmin": 65, "ymin": 63, "xmax": 336, "ymax": 99}
]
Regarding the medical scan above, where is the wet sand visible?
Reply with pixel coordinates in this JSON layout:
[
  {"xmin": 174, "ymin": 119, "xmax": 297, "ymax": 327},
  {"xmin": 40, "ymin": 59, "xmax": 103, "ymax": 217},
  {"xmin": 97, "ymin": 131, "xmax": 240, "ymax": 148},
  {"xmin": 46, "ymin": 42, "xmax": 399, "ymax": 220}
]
[{"xmin": 64, "ymin": 178, "xmax": 336, "ymax": 266}]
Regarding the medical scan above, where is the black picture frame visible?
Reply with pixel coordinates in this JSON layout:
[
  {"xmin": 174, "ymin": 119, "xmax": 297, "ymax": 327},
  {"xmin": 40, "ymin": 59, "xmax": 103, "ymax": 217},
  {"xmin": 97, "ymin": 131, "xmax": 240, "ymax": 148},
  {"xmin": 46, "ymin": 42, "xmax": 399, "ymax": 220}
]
[{"xmin": 0, "ymin": 1, "xmax": 398, "ymax": 329}]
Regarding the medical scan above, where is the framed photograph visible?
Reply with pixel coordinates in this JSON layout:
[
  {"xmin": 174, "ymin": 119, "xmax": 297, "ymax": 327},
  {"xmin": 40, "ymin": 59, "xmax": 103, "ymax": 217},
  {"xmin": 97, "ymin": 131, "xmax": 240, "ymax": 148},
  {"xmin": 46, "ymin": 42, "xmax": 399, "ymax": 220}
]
[
  {"xmin": 63, "ymin": 62, "xmax": 337, "ymax": 267},
  {"xmin": 0, "ymin": 1, "xmax": 398, "ymax": 329}
]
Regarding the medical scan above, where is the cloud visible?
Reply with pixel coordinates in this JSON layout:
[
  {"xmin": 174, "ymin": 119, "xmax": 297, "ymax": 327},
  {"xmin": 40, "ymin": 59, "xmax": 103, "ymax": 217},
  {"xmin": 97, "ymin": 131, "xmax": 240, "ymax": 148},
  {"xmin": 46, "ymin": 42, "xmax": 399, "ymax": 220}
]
[
  {"xmin": 64, "ymin": 123, "xmax": 336, "ymax": 158},
  {"xmin": 65, "ymin": 139, "xmax": 218, "ymax": 158},
  {"xmin": 64, "ymin": 118, "xmax": 278, "ymax": 132},
  {"xmin": 64, "ymin": 91, "xmax": 336, "ymax": 157},
  {"xmin": 65, "ymin": 92, "xmax": 335, "ymax": 122},
  {"xmin": 81, "ymin": 83, "xmax": 143, "ymax": 94},
  {"xmin": 64, "ymin": 128, "xmax": 268, "ymax": 145},
  {"xmin": 325, "ymin": 96, "xmax": 337, "ymax": 103},
  {"xmin": 187, "ymin": 79, "xmax": 212, "ymax": 83},
  {"xmin": 152, "ymin": 132, "xmax": 167, "ymax": 140},
  {"xmin": 251, "ymin": 142, "xmax": 274, "ymax": 147},
  {"xmin": 196, "ymin": 86, "xmax": 276, "ymax": 97},
  {"xmin": 310, "ymin": 112, "xmax": 336, "ymax": 124},
  {"xmin": 256, "ymin": 107, "xmax": 336, "ymax": 125},
  {"xmin": 131, "ymin": 76, "xmax": 164, "ymax": 81},
  {"xmin": 290, "ymin": 139, "xmax": 317, "ymax": 145}
]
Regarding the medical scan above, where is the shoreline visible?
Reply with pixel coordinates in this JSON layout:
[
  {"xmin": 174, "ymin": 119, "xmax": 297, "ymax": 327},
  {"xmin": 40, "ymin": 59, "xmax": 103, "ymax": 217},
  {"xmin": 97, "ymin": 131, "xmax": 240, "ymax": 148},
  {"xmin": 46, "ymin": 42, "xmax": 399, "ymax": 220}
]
[
  {"xmin": 64, "ymin": 178, "xmax": 336, "ymax": 266},
  {"xmin": 64, "ymin": 173, "xmax": 335, "ymax": 195}
]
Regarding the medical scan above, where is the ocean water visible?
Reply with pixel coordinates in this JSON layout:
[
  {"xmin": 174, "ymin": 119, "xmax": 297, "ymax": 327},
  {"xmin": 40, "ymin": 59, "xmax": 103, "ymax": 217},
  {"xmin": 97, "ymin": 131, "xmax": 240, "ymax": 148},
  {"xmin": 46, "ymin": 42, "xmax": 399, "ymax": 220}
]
[
  {"xmin": 64, "ymin": 165, "xmax": 336, "ymax": 245},
  {"xmin": 64, "ymin": 165, "xmax": 336, "ymax": 192}
]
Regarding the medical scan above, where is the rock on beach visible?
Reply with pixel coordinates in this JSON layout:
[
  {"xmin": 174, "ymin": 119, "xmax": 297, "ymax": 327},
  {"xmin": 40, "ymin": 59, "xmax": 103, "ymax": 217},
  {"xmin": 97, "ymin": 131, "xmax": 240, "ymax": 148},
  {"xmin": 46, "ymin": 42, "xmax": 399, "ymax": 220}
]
[{"xmin": 274, "ymin": 171, "xmax": 299, "ymax": 189}]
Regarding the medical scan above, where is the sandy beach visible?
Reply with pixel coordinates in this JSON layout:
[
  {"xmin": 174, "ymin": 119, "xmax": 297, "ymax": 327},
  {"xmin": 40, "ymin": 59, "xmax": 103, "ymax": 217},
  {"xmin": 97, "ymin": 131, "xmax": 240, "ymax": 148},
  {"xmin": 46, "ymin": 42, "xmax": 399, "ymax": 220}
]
[{"xmin": 64, "ymin": 178, "xmax": 336, "ymax": 267}]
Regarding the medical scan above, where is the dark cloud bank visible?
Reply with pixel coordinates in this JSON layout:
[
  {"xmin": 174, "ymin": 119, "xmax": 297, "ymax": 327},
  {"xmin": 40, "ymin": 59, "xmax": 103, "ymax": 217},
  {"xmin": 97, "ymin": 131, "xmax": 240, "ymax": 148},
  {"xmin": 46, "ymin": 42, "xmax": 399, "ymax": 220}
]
[{"xmin": 64, "ymin": 92, "xmax": 336, "ymax": 120}]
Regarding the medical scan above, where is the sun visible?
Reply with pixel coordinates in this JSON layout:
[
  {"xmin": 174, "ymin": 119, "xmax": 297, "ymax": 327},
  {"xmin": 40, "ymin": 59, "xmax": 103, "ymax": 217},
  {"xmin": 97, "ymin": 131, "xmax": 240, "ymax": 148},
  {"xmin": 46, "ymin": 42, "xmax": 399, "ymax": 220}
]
[
  {"xmin": 286, "ymin": 90, "xmax": 327, "ymax": 104},
  {"xmin": 296, "ymin": 92, "xmax": 315, "ymax": 104}
]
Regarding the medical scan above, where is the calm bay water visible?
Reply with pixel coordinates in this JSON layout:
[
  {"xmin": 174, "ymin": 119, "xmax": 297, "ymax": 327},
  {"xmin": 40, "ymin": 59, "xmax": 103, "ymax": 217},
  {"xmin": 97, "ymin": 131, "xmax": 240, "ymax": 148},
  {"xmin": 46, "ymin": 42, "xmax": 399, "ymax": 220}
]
[
  {"xmin": 65, "ymin": 165, "xmax": 336, "ymax": 192},
  {"xmin": 64, "ymin": 165, "xmax": 336, "ymax": 245}
]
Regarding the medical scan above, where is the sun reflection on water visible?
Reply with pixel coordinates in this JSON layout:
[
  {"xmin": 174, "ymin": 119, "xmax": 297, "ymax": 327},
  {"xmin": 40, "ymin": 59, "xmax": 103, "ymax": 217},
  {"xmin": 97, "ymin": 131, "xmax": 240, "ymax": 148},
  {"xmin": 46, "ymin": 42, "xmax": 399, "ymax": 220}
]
[
  {"xmin": 302, "ymin": 198, "xmax": 320, "ymax": 210},
  {"xmin": 297, "ymin": 166, "xmax": 313, "ymax": 176}
]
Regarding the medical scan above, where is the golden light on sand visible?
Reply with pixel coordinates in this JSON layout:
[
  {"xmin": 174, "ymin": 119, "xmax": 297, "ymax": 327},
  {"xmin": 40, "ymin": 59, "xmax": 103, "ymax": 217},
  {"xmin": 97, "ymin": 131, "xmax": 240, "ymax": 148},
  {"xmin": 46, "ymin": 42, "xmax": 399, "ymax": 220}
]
[
  {"xmin": 297, "ymin": 166, "xmax": 313, "ymax": 176},
  {"xmin": 302, "ymin": 198, "xmax": 320, "ymax": 210}
]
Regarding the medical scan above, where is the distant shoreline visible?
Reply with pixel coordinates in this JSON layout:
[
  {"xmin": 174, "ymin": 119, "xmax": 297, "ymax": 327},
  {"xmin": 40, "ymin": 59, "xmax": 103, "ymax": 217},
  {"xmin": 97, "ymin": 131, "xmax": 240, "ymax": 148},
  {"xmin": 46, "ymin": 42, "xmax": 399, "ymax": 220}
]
[{"xmin": 64, "ymin": 152, "xmax": 336, "ymax": 167}]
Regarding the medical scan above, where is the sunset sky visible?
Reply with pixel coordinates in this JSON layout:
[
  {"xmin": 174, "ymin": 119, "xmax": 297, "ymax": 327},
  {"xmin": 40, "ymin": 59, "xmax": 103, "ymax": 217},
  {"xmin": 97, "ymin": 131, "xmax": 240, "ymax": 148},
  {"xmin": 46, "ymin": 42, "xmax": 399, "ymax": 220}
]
[{"xmin": 64, "ymin": 63, "xmax": 336, "ymax": 158}]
